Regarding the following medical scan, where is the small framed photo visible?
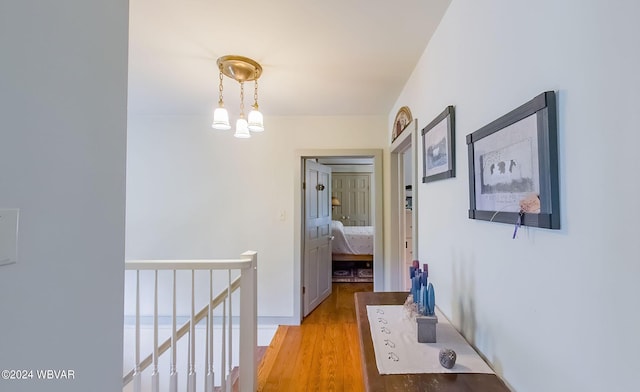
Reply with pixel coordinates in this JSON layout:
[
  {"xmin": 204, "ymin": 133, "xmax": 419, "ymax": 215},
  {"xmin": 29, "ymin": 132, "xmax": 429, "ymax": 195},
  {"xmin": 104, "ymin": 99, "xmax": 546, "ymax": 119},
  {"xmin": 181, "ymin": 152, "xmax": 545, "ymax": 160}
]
[
  {"xmin": 466, "ymin": 91, "xmax": 559, "ymax": 229},
  {"xmin": 422, "ymin": 106, "xmax": 455, "ymax": 183}
]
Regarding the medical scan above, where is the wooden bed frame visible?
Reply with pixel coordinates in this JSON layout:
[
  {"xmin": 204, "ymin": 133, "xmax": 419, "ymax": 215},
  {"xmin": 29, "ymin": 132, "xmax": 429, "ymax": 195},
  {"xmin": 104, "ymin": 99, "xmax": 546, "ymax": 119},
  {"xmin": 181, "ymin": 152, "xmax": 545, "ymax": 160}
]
[{"xmin": 332, "ymin": 253, "xmax": 373, "ymax": 262}]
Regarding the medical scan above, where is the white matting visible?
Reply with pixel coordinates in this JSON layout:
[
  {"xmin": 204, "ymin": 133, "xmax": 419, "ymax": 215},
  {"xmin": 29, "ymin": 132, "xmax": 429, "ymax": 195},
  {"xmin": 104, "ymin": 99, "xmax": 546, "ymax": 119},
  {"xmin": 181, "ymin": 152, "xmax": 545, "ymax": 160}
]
[{"xmin": 366, "ymin": 305, "xmax": 495, "ymax": 375}]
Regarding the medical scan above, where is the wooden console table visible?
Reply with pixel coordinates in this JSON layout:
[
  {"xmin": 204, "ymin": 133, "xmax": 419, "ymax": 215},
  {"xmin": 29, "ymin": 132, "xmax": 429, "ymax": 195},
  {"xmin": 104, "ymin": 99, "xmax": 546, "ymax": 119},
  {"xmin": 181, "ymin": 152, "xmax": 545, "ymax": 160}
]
[{"xmin": 354, "ymin": 292, "xmax": 511, "ymax": 392}]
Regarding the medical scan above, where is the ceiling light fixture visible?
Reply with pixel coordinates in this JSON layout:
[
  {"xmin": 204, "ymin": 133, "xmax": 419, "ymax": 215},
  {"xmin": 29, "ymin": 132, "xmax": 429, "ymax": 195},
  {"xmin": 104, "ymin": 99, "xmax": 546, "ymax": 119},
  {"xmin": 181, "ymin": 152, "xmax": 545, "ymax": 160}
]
[{"xmin": 211, "ymin": 55, "xmax": 264, "ymax": 138}]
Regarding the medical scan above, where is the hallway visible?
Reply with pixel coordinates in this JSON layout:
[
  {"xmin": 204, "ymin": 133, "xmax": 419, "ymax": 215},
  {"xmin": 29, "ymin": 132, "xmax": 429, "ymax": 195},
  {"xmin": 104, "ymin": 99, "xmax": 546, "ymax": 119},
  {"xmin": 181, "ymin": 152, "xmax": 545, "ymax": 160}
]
[{"xmin": 258, "ymin": 283, "xmax": 373, "ymax": 391}]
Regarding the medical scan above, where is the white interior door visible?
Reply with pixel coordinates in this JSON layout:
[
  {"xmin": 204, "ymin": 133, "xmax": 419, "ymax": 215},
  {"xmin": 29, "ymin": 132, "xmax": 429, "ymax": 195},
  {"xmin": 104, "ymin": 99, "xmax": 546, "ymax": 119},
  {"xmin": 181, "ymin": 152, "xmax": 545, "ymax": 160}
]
[{"xmin": 303, "ymin": 160, "xmax": 333, "ymax": 317}]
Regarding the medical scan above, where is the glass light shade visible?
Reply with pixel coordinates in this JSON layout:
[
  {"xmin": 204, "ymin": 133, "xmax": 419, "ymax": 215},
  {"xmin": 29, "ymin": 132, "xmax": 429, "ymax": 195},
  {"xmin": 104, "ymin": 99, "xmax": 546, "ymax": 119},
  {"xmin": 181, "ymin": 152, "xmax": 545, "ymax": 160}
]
[
  {"xmin": 212, "ymin": 107, "xmax": 231, "ymax": 130},
  {"xmin": 234, "ymin": 118, "xmax": 251, "ymax": 138},
  {"xmin": 247, "ymin": 109, "xmax": 264, "ymax": 132}
]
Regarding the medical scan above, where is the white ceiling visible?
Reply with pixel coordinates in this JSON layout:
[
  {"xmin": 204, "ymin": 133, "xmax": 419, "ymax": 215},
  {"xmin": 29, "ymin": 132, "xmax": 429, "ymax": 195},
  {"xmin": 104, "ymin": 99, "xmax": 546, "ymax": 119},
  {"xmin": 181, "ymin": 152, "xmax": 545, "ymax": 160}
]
[{"xmin": 128, "ymin": 0, "xmax": 451, "ymax": 119}]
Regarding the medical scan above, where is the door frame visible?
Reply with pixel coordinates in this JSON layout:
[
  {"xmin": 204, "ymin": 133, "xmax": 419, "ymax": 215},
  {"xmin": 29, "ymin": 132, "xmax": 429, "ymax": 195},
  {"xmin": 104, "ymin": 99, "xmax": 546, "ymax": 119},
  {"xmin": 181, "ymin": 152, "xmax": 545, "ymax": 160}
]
[
  {"xmin": 389, "ymin": 120, "xmax": 419, "ymax": 291},
  {"xmin": 293, "ymin": 149, "xmax": 384, "ymax": 323}
]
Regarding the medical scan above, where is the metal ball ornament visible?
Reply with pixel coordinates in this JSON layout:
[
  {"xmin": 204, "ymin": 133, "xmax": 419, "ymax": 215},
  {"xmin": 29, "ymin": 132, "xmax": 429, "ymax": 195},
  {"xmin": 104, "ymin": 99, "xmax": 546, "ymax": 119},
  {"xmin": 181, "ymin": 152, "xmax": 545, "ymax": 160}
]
[{"xmin": 439, "ymin": 348, "xmax": 457, "ymax": 369}]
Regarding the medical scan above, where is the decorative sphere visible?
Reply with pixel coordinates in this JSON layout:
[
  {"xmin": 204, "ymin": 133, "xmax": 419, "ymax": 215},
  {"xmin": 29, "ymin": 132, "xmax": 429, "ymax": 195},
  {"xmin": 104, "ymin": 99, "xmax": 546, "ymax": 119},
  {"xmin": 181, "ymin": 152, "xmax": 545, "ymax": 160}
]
[{"xmin": 439, "ymin": 348, "xmax": 457, "ymax": 369}]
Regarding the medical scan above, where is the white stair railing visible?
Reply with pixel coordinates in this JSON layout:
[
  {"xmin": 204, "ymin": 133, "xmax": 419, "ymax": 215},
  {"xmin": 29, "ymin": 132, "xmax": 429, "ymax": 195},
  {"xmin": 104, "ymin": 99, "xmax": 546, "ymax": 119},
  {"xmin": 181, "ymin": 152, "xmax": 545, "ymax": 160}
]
[{"xmin": 123, "ymin": 251, "xmax": 257, "ymax": 392}]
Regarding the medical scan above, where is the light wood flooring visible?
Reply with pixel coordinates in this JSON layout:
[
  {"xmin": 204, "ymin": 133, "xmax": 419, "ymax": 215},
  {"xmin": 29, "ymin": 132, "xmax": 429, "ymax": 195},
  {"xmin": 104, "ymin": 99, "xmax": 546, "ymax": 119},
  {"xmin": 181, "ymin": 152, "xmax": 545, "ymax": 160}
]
[{"xmin": 257, "ymin": 282, "xmax": 373, "ymax": 392}]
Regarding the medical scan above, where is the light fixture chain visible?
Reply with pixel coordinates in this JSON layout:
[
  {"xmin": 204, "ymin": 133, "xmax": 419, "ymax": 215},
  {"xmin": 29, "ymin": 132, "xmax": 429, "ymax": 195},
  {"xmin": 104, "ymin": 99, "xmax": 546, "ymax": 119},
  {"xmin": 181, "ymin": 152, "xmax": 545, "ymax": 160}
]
[
  {"xmin": 239, "ymin": 81, "xmax": 245, "ymax": 116},
  {"xmin": 218, "ymin": 70, "xmax": 224, "ymax": 105},
  {"xmin": 253, "ymin": 78, "xmax": 259, "ymax": 109}
]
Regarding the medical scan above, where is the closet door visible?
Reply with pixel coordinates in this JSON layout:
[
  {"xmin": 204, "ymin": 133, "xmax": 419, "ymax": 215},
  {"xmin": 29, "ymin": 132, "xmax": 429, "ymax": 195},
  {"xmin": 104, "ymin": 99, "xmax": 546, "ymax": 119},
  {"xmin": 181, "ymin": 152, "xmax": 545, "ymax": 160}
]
[{"xmin": 332, "ymin": 173, "xmax": 370, "ymax": 226}]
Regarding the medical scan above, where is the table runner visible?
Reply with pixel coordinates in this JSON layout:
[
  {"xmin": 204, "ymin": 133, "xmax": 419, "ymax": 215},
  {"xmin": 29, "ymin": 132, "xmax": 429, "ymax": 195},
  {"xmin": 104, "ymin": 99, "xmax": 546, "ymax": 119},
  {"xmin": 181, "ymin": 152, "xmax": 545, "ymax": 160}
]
[{"xmin": 366, "ymin": 305, "xmax": 495, "ymax": 375}]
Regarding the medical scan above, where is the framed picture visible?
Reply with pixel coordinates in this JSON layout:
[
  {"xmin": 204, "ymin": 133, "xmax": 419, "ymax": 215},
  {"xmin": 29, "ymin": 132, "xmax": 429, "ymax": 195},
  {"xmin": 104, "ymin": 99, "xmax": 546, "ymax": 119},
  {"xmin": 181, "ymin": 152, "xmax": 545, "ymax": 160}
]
[
  {"xmin": 466, "ymin": 91, "xmax": 559, "ymax": 229},
  {"xmin": 422, "ymin": 106, "xmax": 455, "ymax": 183},
  {"xmin": 392, "ymin": 106, "xmax": 413, "ymax": 142}
]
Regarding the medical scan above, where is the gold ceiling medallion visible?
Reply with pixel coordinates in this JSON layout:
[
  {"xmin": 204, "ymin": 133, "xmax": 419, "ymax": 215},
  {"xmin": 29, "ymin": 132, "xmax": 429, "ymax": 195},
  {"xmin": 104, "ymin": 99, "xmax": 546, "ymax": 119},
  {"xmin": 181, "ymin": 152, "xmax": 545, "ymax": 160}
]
[
  {"xmin": 392, "ymin": 106, "xmax": 413, "ymax": 142},
  {"xmin": 217, "ymin": 55, "xmax": 263, "ymax": 82}
]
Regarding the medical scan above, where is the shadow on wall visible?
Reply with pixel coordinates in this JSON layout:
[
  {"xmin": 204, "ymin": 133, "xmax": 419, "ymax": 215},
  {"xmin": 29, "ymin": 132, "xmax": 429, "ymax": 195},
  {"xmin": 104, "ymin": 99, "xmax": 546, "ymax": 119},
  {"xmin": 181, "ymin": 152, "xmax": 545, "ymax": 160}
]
[
  {"xmin": 450, "ymin": 250, "xmax": 506, "ymax": 377},
  {"xmin": 451, "ymin": 250, "xmax": 477, "ymax": 346}
]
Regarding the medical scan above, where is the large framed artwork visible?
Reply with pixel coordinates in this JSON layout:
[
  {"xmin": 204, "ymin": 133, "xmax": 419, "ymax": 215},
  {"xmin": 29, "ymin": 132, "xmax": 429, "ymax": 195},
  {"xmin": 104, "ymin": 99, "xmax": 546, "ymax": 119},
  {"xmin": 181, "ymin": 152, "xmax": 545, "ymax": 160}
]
[
  {"xmin": 422, "ymin": 106, "xmax": 455, "ymax": 183},
  {"xmin": 466, "ymin": 91, "xmax": 559, "ymax": 229}
]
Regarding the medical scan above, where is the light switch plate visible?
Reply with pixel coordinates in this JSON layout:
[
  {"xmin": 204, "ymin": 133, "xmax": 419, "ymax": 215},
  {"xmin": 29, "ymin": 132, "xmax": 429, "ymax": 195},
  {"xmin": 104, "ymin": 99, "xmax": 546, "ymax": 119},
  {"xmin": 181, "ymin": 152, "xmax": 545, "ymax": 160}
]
[{"xmin": 0, "ymin": 209, "xmax": 19, "ymax": 266}]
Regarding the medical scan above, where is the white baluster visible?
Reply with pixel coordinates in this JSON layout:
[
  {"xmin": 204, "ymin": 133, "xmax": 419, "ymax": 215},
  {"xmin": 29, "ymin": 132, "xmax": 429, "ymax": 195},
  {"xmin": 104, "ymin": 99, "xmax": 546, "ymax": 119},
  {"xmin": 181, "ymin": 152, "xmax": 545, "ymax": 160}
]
[
  {"xmin": 151, "ymin": 270, "xmax": 159, "ymax": 392},
  {"xmin": 169, "ymin": 270, "xmax": 178, "ymax": 392},
  {"xmin": 133, "ymin": 270, "xmax": 141, "ymax": 392},
  {"xmin": 205, "ymin": 269, "xmax": 214, "ymax": 392},
  {"xmin": 226, "ymin": 269, "xmax": 232, "ymax": 392},
  {"xmin": 187, "ymin": 269, "xmax": 196, "ymax": 392},
  {"xmin": 220, "ymin": 295, "xmax": 226, "ymax": 392},
  {"xmin": 204, "ymin": 294, "xmax": 210, "ymax": 392}
]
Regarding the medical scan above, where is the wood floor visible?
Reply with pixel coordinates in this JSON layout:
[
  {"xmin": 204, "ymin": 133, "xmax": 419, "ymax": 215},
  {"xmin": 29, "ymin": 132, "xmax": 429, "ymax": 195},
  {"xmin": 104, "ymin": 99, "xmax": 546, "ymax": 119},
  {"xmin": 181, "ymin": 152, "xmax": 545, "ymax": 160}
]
[{"xmin": 257, "ymin": 282, "xmax": 373, "ymax": 392}]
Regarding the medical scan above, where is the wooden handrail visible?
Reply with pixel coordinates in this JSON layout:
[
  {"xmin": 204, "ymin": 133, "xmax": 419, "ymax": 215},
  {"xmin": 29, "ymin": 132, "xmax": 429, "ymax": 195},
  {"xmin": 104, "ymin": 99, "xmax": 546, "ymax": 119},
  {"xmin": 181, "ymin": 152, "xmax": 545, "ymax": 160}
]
[
  {"xmin": 125, "ymin": 258, "xmax": 252, "ymax": 271},
  {"xmin": 122, "ymin": 275, "xmax": 241, "ymax": 386}
]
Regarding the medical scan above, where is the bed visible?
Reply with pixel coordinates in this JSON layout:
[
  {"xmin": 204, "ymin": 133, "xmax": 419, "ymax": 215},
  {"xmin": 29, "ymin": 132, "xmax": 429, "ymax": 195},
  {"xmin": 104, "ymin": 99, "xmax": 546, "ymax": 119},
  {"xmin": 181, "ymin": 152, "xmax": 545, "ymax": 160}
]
[{"xmin": 331, "ymin": 220, "xmax": 374, "ymax": 262}]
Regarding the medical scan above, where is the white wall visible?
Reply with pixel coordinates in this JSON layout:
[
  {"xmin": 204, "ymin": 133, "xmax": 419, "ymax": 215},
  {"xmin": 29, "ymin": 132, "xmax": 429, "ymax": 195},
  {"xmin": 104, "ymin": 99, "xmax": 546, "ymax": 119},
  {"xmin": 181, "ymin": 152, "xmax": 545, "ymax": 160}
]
[
  {"xmin": 393, "ymin": 0, "xmax": 640, "ymax": 391},
  {"xmin": 0, "ymin": 1, "xmax": 128, "ymax": 391},
  {"xmin": 403, "ymin": 149, "xmax": 412, "ymax": 186},
  {"xmin": 126, "ymin": 115, "xmax": 386, "ymax": 321}
]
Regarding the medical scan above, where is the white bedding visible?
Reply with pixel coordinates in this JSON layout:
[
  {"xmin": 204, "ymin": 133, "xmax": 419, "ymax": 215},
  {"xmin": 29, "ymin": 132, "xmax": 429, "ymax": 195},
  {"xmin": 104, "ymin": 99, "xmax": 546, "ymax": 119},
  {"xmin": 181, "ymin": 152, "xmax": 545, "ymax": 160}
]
[{"xmin": 331, "ymin": 220, "xmax": 374, "ymax": 255}]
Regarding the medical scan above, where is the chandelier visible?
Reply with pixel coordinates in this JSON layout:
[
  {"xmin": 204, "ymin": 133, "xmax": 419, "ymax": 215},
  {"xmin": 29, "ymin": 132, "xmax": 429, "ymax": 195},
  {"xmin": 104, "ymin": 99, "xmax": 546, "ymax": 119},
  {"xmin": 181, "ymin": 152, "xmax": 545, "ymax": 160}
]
[{"xmin": 211, "ymin": 55, "xmax": 264, "ymax": 138}]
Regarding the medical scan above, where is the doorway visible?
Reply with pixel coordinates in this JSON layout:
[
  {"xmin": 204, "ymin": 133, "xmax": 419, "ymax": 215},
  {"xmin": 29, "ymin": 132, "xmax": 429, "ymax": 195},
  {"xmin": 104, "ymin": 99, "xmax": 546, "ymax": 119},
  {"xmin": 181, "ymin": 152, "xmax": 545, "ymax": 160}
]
[
  {"xmin": 390, "ymin": 120, "xmax": 419, "ymax": 291},
  {"xmin": 320, "ymin": 157, "xmax": 374, "ymax": 288},
  {"xmin": 294, "ymin": 149, "xmax": 383, "ymax": 322}
]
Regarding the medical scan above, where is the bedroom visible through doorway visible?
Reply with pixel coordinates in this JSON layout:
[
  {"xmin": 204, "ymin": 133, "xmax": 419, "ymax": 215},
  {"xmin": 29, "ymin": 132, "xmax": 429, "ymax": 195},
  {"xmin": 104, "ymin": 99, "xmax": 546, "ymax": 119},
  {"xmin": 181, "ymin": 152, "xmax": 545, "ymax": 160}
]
[
  {"xmin": 296, "ymin": 150, "xmax": 383, "ymax": 322},
  {"xmin": 318, "ymin": 157, "xmax": 374, "ymax": 284}
]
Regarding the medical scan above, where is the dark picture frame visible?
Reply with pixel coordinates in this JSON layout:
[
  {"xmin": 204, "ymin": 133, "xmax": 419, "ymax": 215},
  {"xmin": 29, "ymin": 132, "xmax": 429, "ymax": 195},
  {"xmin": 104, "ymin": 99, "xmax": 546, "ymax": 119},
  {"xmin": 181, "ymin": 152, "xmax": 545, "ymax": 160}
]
[
  {"xmin": 422, "ymin": 106, "xmax": 455, "ymax": 183},
  {"xmin": 466, "ymin": 91, "xmax": 559, "ymax": 229}
]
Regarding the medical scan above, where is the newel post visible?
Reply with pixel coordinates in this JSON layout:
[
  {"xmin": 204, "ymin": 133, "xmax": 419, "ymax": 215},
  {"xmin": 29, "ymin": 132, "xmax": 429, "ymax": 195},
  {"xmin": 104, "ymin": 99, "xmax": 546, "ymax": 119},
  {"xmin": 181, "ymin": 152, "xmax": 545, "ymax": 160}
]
[{"xmin": 239, "ymin": 251, "xmax": 257, "ymax": 392}]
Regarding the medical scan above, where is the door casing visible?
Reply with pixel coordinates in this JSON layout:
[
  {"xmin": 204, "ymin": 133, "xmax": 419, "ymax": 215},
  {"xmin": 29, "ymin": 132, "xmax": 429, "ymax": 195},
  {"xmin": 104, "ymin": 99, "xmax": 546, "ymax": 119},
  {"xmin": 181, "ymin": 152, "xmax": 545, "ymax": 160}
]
[{"xmin": 390, "ymin": 120, "xmax": 419, "ymax": 291}]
